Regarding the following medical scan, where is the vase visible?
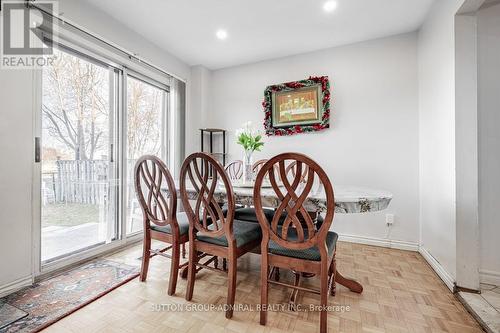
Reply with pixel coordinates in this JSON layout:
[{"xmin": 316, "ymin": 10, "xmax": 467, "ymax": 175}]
[{"xmin": 242, "ymin": 150, "xmax": 254, "ymax": 183}]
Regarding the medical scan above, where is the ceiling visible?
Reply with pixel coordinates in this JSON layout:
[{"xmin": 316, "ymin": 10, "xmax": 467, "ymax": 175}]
[{"xmin": 83, "ymin": 0, "xmax": 435, "ymax": 70}]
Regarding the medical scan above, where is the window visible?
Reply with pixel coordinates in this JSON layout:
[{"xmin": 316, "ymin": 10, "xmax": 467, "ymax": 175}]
[
  {"xmin": 125, "ymin": 75, "xmax": 169, "ymax": 235},
  {"xmin": 37, "ymin": 39, "xmax": 177, "ymax": 268},
  {"xmin": 41, "ymin": 47, "xmax": 119, "ymax": 262}
]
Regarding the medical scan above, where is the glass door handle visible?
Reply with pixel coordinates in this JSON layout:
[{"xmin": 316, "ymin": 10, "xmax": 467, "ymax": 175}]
[{"xmin": 35, "ymin": 137, "xmax": 41, "ymax": 163}]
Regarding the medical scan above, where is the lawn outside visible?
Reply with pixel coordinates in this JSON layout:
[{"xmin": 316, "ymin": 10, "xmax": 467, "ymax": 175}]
[{"xmin": 42, "ymin": 203, "xmax": 99, "ymax": 227}]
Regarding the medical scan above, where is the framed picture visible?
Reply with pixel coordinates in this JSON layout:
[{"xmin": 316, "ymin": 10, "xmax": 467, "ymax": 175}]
[
  {"xmin": 272, "ymin": 85, "xmax": 322, "ymax": 128},
  {"xmin": 263, "ymin": 76, "xmax": 331, "ymax": 136}
]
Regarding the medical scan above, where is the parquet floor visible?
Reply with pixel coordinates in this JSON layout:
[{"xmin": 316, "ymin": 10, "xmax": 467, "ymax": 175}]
[{"xmin": 42, "ymin": 242, "xmax": 483, "ymax": 333}]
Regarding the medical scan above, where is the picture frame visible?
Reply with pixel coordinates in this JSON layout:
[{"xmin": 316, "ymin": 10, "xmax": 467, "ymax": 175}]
[
  {"xmin": 271, "ymin": 84, "xmax": 323, "ymax": 128},
  {"xmin": 263, "ymin": 76, "xmax": 331, "ymax": 136}
]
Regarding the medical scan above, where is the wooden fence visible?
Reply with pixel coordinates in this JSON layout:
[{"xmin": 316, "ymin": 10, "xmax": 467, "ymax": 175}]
[
  {"xmin": 42, "ymin": 160, "xmax": 110, "ymax": 205},
  {"xmin": 42, "ymin": 159, "xmax": 140, "ymax": 206}
]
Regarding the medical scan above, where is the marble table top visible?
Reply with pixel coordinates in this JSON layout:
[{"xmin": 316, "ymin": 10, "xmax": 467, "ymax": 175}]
[{"xmin": 165, "ymin": 181, "xmax": 392, "ymax": 214}]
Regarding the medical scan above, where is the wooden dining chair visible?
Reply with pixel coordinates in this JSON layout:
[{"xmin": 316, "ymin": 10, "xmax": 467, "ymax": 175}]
[
  {"xmin": 286, "ymin": 161, "xmax": 323, "ymax": 185},
  {"xmin": 285, "ymin": 160, "xmax": 324, "ymax": 226},
  {"xmin": 236, "ymin": 160, "xmax": 316, "ymax": 225},
  {"xmin": 225, "ymin": 160, "xmax": 243, "ymax": 180},
  {"xmin": 262, "ymin": 160, "xmax": 324, "ymax": 283},
  {"xmin": 180, "ymin": 152, "xmax": 262, "ymax": 319},
  {"xmin": 252, "ymin": 159, "xmax": 268, "ymax": 174},
  {"xmin": 255, "ymin": 159, "xmax": 283, "ymax": 181},
  {"xmin": 134, "ymin": 155, "xmax": 189, "ymax": 296},
  {"xmin": 232, "ymin": 158, "xmax": 280, "ymax": 224},
  {"xmin": 253, "ymin": 153, "xmax": 337, "ymax": 333},
  {"xmin": 285, "ymin": 160, "xmax": 309, "ymax": 183}
]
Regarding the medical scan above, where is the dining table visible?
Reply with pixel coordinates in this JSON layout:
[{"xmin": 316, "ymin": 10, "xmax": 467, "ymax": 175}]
[{"xmin": 164, "ymin": 181, "xmax": 393, "ymax": 295}]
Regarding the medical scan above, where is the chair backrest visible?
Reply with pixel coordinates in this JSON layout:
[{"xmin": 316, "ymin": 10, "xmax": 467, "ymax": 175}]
[
  {"xmin": 134, "ymin": 155, "xmax": 177, "ymax": 230},
  {"xmin": 180, "ymin": 152, "xmax": 236, "ymax": 244},
  {"xmin": 285, "ymin": 161, "xmax": 309, "ymax": 183},
  {"xmin": 254, "ymin": 159, "xmax": 281, "ymax": 181},
  {"xmin": 225, "ymin": 160, "xmax": 243, "ymax": 180},
  {"xmin": 285, "ymin": 160, "xmax": 323, "ymax": 185},
  {"xmin": 252, "ymin": 159, "xmax": 268, "ymax": 173},
  {"xmin": 253, "ymin": 153, "xmax": 335, "ymax": 253}
]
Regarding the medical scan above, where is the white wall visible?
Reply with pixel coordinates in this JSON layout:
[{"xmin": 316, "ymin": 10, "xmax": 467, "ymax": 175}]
[
  {"xmin": 207, "ymin": 33, "xmax": 420, "ymax": 247},
  {"xmin": 418, "ymin": 0, "xmax": 465, "ymax": 288},
  {"xmin": 187, "ymin": 66, "xmax": 212, "ymax": 156},
  {"xmin": 0, "ymin": 1, "xmax": 190, "ymax": 293},
  {"xmin": 477, "ymin": 2, "xmax": 500, "ymax": 285},
  {"xmin": 0, "ymin": 70, "xmax": 35, "ymax": 291},
  {"xmin": 58, "ymin": 0, "xmax": 190, "ymax": 81},
  {"xmin": 454, "ymin": 12, "xmax": 481, "ymax": 290}
]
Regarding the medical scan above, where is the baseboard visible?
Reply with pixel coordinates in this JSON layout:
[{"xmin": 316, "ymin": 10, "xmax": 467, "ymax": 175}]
[
  {"xmin": 480, "ymin": 269, "xmax": 500, "ymax": 286},
  {"xmin": 338, "ymin": 234, "xmax": 419, "ymax": 252},
  {"xmin": 337, "ymin": 234, "xmax": 461, "ymax": 292},
  {"xmin": 0, "ymin": 275, "xmax": 33, "ymax": 298},
  {"xmin": 419, "ymin": 247, "xmax": 456, "ymax": 292}
]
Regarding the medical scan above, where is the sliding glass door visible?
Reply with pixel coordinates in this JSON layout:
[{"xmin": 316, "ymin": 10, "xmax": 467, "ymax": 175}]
[
  {"xmin": 40, "ymin": 47, "xmax": 119, "ymax": 262},
  {"xmin": 38, "ymin": 42, "xmax": 172, "ymax": 267},
  {"xmin": 125, "ymin": 75, "xmax": 169, "ymax": 235}
]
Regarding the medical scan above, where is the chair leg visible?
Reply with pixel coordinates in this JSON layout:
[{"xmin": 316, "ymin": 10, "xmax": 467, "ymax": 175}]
[
  {"xmin": 260, "ymin": 263, "xmax": 269, "ymax": 325},
  {"xmin": 289, "ymin": 272, "xmax": 301, "ymax": 310},
  {"xmin": 181, "ymin": 243, "xmax": 186, "ymax": 259},
  {"xmin": 140, "ymin": 233, "xmax": 151, "ymax": 282},
  {"xmin": 226, "ymin": 257, "xmax": 237, "ymax": 319},
  {"xmin": 168, "ymin": 241, "xmax": 180, "ymax": 296},
  {"xmin": 186, "ymin": 241, "xmax": 197, "ymax": 301},
  {"xmin": 329, "ymin": 254, "xmax": 337, "ymax": 296},
  {"xmin": 320, "ymin": 264, "xmax": 329, "ymax": 333}
]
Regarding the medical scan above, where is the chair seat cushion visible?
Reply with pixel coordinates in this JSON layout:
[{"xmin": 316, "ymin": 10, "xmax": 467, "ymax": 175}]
[
  {"xmin": 235, "ymin": 207, "xmax": 324, "ymax": 226},
  {"xmin": 150, "ymin": 212, "xmax": 190, "ymax": 235},
  {"xmin": 234, "ymin": 207, "xmax": 277, "ymax": 223},
  {"xmin": 196, "ymin": 219, "xmax": 262, "ymax": 248},
  {"xmin": 268, "ymin": 229, "xmax": 338, "ymax": 261}
]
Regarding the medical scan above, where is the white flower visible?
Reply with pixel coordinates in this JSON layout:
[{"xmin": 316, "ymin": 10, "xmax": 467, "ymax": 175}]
[
  {"xmin": 244, "ymin": 121, "xmax": 253, "ymax": 132},
  {"xmin": 236, "ymin": 120, "xmax": 265, "ymax": 152}
]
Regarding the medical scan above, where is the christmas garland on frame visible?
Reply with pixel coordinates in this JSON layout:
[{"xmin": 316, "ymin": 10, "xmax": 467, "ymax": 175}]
[{"xmin": 262, "ymin": 76, "xmax": 331, "ymax": 136}]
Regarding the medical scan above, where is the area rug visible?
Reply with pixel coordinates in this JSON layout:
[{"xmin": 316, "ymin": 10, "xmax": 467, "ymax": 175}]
[{"xmin": 0, "ymin": 259, "xmax": 139, "ymax": 333}]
